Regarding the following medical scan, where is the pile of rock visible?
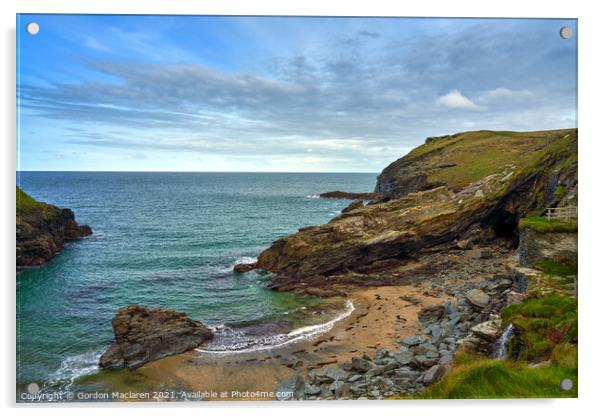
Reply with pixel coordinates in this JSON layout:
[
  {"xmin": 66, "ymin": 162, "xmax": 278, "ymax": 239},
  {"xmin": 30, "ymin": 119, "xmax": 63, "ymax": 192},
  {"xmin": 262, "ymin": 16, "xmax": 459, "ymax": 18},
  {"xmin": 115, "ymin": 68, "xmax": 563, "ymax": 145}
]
[
  {"xmin": 278, "ymin": 344, "xmax": 448, "ymax": 400},
  {"xmin": 278, "ymin": 272, "xmax": 524, "ymax": 400}
]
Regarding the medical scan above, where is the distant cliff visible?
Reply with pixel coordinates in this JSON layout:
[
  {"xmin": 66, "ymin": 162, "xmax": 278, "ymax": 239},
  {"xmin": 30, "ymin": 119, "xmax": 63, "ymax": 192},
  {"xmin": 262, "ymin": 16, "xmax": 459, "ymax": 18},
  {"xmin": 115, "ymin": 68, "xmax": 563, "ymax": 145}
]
[
  {"xmin": 374, "ymin": 129, "xmax": 577, "ymax": 201},
  {"xmin": 245, "ymin": 129, "xmax": 577, "ymax": 293},
  {"xmin": 16, "ymin": 186, "xmax": 92, "ymax": 268}
]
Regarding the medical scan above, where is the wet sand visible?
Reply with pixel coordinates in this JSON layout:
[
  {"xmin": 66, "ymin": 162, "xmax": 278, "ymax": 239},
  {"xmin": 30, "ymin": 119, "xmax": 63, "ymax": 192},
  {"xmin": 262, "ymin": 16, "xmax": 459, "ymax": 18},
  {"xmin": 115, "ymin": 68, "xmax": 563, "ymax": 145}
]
[{"xmin": 117, "ymin": 283, "xmax": 451, "ymax": 401}]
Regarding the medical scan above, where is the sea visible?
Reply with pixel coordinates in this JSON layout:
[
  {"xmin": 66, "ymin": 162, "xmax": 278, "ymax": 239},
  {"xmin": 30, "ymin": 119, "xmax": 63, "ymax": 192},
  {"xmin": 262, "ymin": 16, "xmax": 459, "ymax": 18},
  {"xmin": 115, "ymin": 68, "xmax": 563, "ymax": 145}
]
[{"xmin": 16, "ymin": 171, "xmax": 376, "ymax": 396}]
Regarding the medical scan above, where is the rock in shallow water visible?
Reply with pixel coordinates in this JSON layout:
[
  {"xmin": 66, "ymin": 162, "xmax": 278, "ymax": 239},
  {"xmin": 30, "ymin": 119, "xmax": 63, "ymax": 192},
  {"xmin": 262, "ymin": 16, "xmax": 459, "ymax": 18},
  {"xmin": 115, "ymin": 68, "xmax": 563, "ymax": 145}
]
[
  {"xmin": 99, "ymin": 305, "xmax": 213, "ymax": 370},
  {"xmin": 233, "ymin": 262, "xmax": 259, "ymax": 273}
]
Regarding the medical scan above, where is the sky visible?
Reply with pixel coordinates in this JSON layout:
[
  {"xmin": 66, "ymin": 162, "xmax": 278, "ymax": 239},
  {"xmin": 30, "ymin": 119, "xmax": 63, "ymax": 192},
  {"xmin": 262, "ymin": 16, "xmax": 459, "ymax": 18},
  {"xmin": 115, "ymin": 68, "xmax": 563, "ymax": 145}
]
[{"xmin": 17, "ymin": 15, "xmax": 577, "ymax": 172}]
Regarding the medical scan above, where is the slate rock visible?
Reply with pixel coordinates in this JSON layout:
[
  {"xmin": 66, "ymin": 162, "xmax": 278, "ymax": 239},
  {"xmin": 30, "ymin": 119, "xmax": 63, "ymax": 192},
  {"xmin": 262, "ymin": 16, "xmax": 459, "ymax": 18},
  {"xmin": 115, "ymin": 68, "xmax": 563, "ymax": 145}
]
[
  {"xmin": 466, "ymin": 289, "xmax": 490, "ymax": 308},
  {"xmin": 423, "ymin": 364, "xmax": 446, "ymax": 385}
]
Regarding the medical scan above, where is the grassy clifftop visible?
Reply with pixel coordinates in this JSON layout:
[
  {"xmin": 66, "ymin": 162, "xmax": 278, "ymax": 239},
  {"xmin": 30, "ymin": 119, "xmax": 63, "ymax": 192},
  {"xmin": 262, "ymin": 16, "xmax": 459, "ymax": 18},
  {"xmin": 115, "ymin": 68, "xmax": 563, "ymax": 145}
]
[
  {"xmin": 518, "ymin": 216, "xmax": 578, "ymax": 233},
  {"xmin": 375, "ymin": 129, "xmax": 577, "ymax": 198},
  {"xmin": 16, "ymin": 186, "xmax": 60, "ymax": 219}
]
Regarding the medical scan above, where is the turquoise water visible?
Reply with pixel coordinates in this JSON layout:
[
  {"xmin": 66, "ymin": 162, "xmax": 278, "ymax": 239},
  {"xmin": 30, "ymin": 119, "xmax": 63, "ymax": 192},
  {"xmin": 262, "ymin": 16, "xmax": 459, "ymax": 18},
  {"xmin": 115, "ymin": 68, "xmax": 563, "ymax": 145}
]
[{"xmin": 16, "ymin": 172, "xmax": 375, "ymax": 390}]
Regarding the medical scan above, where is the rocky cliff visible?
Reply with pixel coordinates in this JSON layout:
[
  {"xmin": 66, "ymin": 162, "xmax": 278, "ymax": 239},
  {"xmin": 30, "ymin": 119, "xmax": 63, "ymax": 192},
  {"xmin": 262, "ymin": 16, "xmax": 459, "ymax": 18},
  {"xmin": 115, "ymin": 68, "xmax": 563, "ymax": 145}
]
[
  {"xmin": 16, "ymin": 186, "xmax": 92, "ymax": 268},
  {"xmin": 374, "ymin": 129, "xmax": 577, "ymax": 201},
  {"xmin": 241, "ymin": 129, "xmax": 578, "ymax": 293}
]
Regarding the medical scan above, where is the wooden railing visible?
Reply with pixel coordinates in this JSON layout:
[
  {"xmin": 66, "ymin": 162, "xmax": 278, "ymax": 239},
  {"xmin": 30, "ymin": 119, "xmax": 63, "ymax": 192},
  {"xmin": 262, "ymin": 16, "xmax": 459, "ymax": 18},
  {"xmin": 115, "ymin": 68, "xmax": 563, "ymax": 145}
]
[{"xmin": 546, "ymin": 206, "xmax": 578, "ymax": 222}]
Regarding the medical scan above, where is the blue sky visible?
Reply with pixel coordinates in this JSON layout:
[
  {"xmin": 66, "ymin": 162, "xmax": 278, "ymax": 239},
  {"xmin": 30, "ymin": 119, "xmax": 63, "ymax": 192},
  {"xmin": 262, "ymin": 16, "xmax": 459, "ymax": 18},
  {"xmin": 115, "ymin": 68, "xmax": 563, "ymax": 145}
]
[{"xmin": 17, "ymin": 15, "xmax": 577, "ymax": 172}]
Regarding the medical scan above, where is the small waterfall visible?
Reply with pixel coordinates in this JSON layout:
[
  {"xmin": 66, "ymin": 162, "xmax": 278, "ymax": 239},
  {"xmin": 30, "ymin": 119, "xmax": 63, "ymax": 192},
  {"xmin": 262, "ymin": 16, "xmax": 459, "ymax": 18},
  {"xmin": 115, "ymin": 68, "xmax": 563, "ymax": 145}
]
[{"xmin": 494, "ymin": 324, "xmax": 514, "ymax": 359}]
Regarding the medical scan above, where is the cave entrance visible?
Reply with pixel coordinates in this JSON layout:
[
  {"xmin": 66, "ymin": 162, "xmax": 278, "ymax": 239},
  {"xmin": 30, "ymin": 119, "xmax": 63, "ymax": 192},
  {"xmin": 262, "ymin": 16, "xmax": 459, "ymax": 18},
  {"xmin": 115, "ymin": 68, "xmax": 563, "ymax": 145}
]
[{"xmin": 485, "ymin": 209, "xmax": 519, "ymax": 245}]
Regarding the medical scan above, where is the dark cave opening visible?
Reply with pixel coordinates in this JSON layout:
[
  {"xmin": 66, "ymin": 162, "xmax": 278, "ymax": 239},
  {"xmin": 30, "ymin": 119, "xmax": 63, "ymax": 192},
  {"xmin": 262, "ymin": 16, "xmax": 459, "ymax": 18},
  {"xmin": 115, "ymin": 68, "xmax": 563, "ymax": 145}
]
[{"xmin": 485, "ymin": 209, "xmax": 520, "ymax": 246}]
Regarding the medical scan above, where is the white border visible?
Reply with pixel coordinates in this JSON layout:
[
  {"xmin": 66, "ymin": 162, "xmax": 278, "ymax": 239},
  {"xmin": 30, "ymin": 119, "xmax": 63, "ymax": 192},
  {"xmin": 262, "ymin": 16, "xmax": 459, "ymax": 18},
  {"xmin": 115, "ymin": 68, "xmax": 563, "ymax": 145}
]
[{"xmin": 2, "ymin": 1, "xmax": 601, "ymax": 415}]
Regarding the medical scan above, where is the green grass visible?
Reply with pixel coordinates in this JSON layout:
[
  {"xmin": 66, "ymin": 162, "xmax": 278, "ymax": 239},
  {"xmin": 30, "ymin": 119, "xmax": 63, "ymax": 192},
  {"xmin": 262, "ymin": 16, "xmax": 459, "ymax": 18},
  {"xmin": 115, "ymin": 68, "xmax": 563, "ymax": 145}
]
[
  {"xmin": 502, "ymin": 293, "xmax": 577, "ymax": 361},
  {"xmin": 518, "ymin": 216, "xmax": 577, "ymax": 233},
  {"xmin": 16, "ymin": 186, "xmax": 57, "ymax": 220},
  {"xmin": 406, "ymin": 129, "xmax": 576, "ymax": 190},
  {"xmin": 417, "ymin": 352, "xmax": 577, "ymax": 399},
  {"xmin": 550, "ymin": 343, "xmax": 578, "ymax": 368},
  {"xmin": 535, "ymin": 259, "xmax": 577, "ymax": 277},
  {"xmin": 416, "ymin": 261, "xmax": 578, "ymax": 400},
  {"xmin": 16, "ymin": 186, "xmax": 41, "ymax": 213}
]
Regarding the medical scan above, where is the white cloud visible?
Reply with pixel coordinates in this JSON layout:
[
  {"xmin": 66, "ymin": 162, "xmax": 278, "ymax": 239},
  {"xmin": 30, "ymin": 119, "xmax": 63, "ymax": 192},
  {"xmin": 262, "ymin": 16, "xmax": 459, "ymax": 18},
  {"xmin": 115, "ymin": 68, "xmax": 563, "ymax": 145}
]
[
  {"xmin": 480, "ymin": 87, "xmax": 534, "ymax": 101},
  {"xmin": 436, "ymin": 89, "xmax": 478, "ymax": 110}
]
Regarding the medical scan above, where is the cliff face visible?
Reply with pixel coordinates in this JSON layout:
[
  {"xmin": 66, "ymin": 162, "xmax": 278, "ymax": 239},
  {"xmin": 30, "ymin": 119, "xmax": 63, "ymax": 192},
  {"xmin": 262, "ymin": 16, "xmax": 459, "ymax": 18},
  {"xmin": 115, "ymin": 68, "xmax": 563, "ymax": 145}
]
[
  {"xmin": 518, "ymin": 229, "xmax": 577, "ymax": 268},
  {"xmin": 253, "ymin": 129, "xmax": 577, "ymax": 292},
  {"xmin": 374, "ymin": 130, "xmax": 577, "ymax": 201},
  {"xmin": 16, "ymin": 187, "xmax": 92, "ymax": 268}
]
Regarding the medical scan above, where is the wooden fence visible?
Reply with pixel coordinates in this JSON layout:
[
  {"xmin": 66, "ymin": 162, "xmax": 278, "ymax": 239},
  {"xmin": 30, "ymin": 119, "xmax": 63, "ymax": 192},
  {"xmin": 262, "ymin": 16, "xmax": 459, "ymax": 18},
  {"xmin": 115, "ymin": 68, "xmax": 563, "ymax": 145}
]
[{"xmin": 546, "ymin": 206, "xmax": 578, "ymax": 222}]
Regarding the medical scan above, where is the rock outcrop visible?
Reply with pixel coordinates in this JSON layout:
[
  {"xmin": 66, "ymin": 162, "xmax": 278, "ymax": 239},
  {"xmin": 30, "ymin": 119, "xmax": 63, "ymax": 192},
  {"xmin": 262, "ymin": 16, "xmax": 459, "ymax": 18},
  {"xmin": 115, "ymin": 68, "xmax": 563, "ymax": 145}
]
[
  {"xmin": 236, "ymin": 129, "xmax": 578, "ymax": 293},
  {"xmin": 16, "ymin": 187, "xmax": 92, "ymax": 268},
  {"xmin": 518, "ymin": 228, "xmax": 577, "ymax": 268},
  {"xmin": 319, "ymin": 190, "xmax": 381, "ymax": 200},
  {"xmin": 342, "ymin": 200, "xmax": 364, "ymax": 213},
  {"xmin": 374, "ymin": 130, "xmax": 577, "ymax": 200},
  {"xmin": 99, "ymin": 305, "xmax": 213, "ymax": 370}
]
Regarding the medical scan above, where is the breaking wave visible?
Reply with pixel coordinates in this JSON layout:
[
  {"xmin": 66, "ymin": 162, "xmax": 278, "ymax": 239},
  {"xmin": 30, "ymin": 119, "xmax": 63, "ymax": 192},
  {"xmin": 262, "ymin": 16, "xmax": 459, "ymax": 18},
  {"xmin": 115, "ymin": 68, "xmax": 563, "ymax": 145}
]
[{"xmin": 196, "ymin": 300, "xmax": 354, "ymax": 355}]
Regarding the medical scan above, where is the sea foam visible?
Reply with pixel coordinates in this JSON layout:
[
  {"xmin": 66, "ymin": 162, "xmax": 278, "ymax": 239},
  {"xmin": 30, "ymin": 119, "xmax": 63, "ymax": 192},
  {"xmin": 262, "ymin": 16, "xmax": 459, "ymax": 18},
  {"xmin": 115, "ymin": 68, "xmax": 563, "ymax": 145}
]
[{"xmin": 196, "ymin": 300, "xmax": 355, "ymax": 355}]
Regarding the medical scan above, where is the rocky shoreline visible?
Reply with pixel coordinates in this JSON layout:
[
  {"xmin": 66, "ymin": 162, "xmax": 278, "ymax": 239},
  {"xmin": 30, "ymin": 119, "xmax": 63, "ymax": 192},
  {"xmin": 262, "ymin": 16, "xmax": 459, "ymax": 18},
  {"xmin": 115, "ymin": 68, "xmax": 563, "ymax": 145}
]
[
  {"xmin": 16, "ymin": 186, "xmax": 92, "ymax": 268},
  {"xmin": 276, "ymin": 244, "xmax": 528, "ymax": 399}
]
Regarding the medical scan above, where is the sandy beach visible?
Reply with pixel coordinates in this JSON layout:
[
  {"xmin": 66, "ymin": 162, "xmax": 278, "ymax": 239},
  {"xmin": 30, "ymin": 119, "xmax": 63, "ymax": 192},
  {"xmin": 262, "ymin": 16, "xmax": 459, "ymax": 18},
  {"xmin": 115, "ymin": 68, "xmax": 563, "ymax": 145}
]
[{"xmin": 101, "ymin": 282, "xmax": 451, "ymax": 401}]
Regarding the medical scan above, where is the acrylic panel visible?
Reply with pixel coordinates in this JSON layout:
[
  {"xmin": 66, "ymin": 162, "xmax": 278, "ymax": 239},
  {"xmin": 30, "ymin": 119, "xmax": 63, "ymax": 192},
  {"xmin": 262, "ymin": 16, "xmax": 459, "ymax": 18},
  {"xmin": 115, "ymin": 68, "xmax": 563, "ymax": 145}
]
[{"xmin": 16, "ymin": 14, "xmax": 578, "ymax": 402}]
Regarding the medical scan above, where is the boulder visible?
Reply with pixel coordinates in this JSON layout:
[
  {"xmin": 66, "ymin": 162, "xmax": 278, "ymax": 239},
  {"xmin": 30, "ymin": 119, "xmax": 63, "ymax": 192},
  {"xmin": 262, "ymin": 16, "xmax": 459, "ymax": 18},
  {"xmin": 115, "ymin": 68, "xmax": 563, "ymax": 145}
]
[
  {"xmin": 99, "ymin": 305, "xmax": 213, "ymax": 370},
  {"xmin": 315, "ymin": 365, "xmax": 348, "ymax": 381},
  {"xmin": 470, "ymin": 319, "xmax": 503, "ymax": 342},
  {"xmin": 332, "ymin": 380, "xmax": 352, "ymax": 398},
  {"xmin": 423, "ymin": 364, "xmax": 446, "ymax": 385},
  {"xmin": 374, "ymin": 348, "xmax": 392, "ymax": 363},
  {"xmin": 465, "ymin": 289, "xmax": 490, "ymax": 308},
  {"xmin": 365, "ymin": 366, "xmax": 385, "ymax": 378},
  {"xmin": 303, "ymin": 383, "xmax": 321, "ymax": 396},
  {"xmin": 233, "ymin": 262, "xmax": 259, "ymax": 273},
  {"xmin": 506, "ymin": 291, "xmax": 526, "ymax": 306},
  {"xmin": 418, "ymin": 304, "xmax": 446, "ymax": 324},
  {"xmin": 399, "ymin": 336, "xmax": 423, "ymax": 347},
  {"xmin": 393, "ymin": 351, "xmax": 413, "ymax": 366},
  {"xmin": 351, "ymin": 356, "xmax": 374, "ymax": 372},
  {"xmin": 413, "ymin": 354, "xmax": 438, "ymax": 369},
  {"xmin": 277, "ymin": 375, "xmax": 305, "ymax": 400}
]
